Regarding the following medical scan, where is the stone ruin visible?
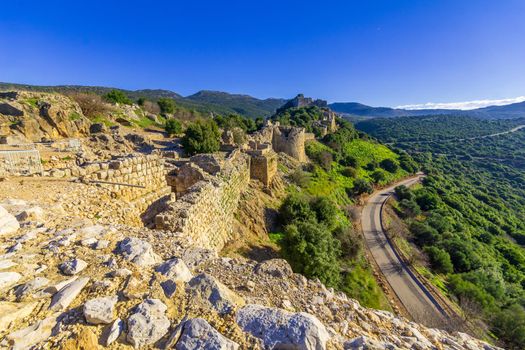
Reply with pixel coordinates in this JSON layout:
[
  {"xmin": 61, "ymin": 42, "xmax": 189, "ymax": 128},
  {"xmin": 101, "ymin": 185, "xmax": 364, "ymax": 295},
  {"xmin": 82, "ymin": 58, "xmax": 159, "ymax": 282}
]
[
  {"xmin": 250, "ymin": 121, "xmax": 307, "ymax": 162},
  {"xmin": 246, "ymin": 141, "xmax": 277, "ymax": 188}
]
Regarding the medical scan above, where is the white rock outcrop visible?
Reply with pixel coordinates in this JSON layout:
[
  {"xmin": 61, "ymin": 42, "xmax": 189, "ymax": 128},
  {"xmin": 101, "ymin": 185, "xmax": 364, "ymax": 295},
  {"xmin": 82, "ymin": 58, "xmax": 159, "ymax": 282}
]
[
  {"xmin": 186, "ymin": 273, "xmax": 245, "ymax": 314},
  {"xmin": 83, "ymin": 295, "xmax": 118, "ymax": 324}
]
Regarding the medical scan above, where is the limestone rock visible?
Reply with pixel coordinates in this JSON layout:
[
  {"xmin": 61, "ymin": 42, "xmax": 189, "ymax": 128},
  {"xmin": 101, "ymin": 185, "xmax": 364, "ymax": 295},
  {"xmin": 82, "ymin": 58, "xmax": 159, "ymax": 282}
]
[
  {"xmin": 186, "ymin": 273, "xmax": 245, "ymax": 314},
  {"xmin": 254, "ymin": 259, "xmax": 294, "ymax": 278},
  {"xmin": 49, "ymin": 277, "xmax": 89, "ymax": 311},
  {"xmin": 83, "ymin": 295, "xmax": 118, "ymax": 324},
  {"xmin": 0, "ymin": 205, "xmax": 19, "ymax": 236},
  {"xmin": 175, "ymin": 318, "xmax": 239, "ymax": 350},
  {"xmin": 0, "ymin": 259, "xmax": 17, "ymax": 270},
  {"xmin": 236, "ymin": 304, "xmax": 330, "ymax": 350},
  {"xmin": 59, "ymin": 258, "xmax": 88, "ymax": 275},
  {"xmin": 0, "ymin": 271, "xmax": 22, "ymax": 290},
  {"xmin": 0, "ymin": 301, "xmax": 38, "ymax": 332},
  {"xmin": 156, "ymin": 257, "xmax": 193, "ymax": 282},
  {"xmin": 101, "ymin": 318, "xmax": 124, "ymax": 346},
  {"xmin": 117, "ymin": 237, "xmax": 161, "ymax": 267},
  {"xmin": 6, "ymin": 315, "xmax": 58, "ymax": 350},
  {"xmin": 46, "ymin": 276, "xmax": 78, "ymax": 294},
  {"xmin": 17, "ymin": 206, "xmax": 44, "ymax": 222},
  {"xmin": 344, "ymin": 336, "xmax": 391, "ymax": 350},
  {"xmin": 14, "ymin": 277, "xmax": 49, "ymax": 300},
  {"xmin": 126, "ymin": 298, "xmax": 170, "ymax": 348}
]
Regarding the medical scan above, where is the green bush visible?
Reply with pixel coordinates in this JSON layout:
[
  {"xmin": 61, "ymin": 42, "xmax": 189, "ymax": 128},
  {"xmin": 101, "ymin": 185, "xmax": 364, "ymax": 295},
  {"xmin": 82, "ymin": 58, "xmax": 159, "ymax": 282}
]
[
  {"xmin": 282, "ymin": 220, "xmax": 341, "ymax": 287},
  {"xmin": 409, "ymin": 222, "xmax": 438, "ymax": 246},
  {"xmin": 158, "ymin": 98, "xmax": 176, "ymax": 114},
  {"xmin": 371, "ymin": 169, "xmax": 386, "ymax": 183},
  {"xmin": 165, "ymin": 119, "xmax": 182, "ymax": 136},
  {"xmin": 311, "ymin": 196, "xmax": 339, "ymax": 231},
  {"xmin": 380, "ymin": 158, "xmax": 399, "ymax": 173},
  {"xmin": 104, "ymin": 90, "xmax": 132, "ymax": 105},
  {"xmin": 181, "ymin": 120, "xmax": 221, "ymax": 155},
  {"xmin": 424, "ymin": 246, "xmax": 453, "ymax": 274},
  {"xmin": 279, "ymin": 194, "xmax": 314, "ymax": 224},
  {"xmin": 398, "ymin": 199, "xmax": 421, "ymax": 218},
  {"xmin": 351, "ymin": 178, "xmax": 373, "ymax": 195},
  {"xmin": 491, "ymin": 304, "xmax": 525, "ymax": 350}
]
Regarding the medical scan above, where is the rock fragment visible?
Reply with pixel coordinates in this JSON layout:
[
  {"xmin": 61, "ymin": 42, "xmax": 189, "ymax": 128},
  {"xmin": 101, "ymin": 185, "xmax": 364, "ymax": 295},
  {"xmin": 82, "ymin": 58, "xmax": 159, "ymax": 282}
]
[
  {"xmin": 186, "ymin": 273, "xmax": 244, "ymax": 314},
  {"xmin": 175, "ymin": 318, "xmax": 239, "ymax": 350},
  {"xmin": 0, "ymin": 271, "xmax": 22, "ymax": 290},
  {"xmin": 101, "ymin": 318, "xmax": 124, "ymax": 346},
  {"xmin": 126, "ymin": 298, "xmax": 170, "ymax": 348},
  {"xmin": 117, "ymin": 237, "xmax": 161, "ymax": 266},
  {"xmin": 49, "ymin": 277, "xmax": 89, "ymax": 311},
  {"xmin": 236, "ymin": 304, "xmax": 330, "ymax": 350},
  {"xmin": 59, "ymin": 258, "xmax": 88, "ymax": 275},
  {"xmin": 83, "ymin": 295, "xmax": 118, "ymax": 324},
  {"xmin": 0, "ymin": 205, "xmax": 19, "ymax": 236},
  {"xmin": 6, "ymin": 315, "xmax": 58, "ymax": 350}
]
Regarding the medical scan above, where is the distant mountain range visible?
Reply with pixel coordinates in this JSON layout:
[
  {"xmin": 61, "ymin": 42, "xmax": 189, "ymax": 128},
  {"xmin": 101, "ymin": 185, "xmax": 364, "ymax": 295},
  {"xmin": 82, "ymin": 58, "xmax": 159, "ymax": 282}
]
[
  {"xmin": 328, "ymin": 101, "xmax": 525, "ymax": 119},
  {"xmin": 1, "ymin": 82, "xmax": 523, "ymax": 120},
  {"xmin": 0, "ymin": 82, "xmax": 286, "ymax": 119}
]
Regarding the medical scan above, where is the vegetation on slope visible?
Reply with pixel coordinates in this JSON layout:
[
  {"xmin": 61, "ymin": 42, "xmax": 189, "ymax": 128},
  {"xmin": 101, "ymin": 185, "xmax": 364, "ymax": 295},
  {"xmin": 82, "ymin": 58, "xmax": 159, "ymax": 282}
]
[{"xmin": 357, "ymin": 115, "xmax": 525, "ymax": 349}]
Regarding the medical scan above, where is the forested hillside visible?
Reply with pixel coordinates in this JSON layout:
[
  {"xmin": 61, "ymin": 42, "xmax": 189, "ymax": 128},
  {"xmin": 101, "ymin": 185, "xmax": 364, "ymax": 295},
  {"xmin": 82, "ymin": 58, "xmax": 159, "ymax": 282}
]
[{"xmin": 355, "ymin": 115, "xmax": 525, "ymax": 348}]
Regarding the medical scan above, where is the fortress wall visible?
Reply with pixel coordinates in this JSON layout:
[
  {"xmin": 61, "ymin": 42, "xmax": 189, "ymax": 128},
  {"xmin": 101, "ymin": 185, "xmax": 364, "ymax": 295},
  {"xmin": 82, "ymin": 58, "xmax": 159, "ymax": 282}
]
[{"xmin": 155, "ymin": 150, "xmax": 250, "ymax": 251}]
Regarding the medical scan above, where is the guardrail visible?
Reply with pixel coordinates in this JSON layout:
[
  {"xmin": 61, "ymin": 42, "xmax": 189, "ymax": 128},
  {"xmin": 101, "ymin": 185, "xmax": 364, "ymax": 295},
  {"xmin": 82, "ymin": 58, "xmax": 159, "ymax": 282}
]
[{"xmin": 0, "ymin": 149, "xmax": 43, "ymax": 176}]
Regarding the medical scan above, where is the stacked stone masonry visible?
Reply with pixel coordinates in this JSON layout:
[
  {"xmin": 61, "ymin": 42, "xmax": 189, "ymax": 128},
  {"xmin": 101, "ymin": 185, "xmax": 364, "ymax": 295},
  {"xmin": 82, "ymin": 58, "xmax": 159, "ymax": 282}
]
[
  {"xmin": 79, "ymin": 154, "xmax": 172, "ymax": 214},
  {"xmin": 155, "ymin": 150, "xmax": 250, "ymax": 251}
]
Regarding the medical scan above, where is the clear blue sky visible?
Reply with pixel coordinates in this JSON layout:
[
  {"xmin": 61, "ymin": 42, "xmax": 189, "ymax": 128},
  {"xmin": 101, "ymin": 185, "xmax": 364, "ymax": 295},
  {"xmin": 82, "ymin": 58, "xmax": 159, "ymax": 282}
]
[{"xmin": 1, "ymin": 0, "xmax": 524, "ymax": 106}]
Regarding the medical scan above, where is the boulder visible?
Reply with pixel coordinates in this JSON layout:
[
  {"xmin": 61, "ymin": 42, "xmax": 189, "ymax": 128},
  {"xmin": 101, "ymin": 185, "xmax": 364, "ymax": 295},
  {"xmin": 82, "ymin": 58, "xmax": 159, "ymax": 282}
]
[
  {"xmin": 0, "ymin": 205, "xmax": 19, "ymax": 236},
  {"xmin": 59, "ymin": 258, "xmax": 88, "ymax": 275},
  {"xmin": 0, "ymin": 271, "xmax": 22, "ymax": 290},
  {"xmin": 6, "ymin": 315, "xmax": 58, "ymax": 350},
  {"xmin": 0, "ymin": 102, "xmax": 24, "ymax": 116},
  {"xmin": 0, "ymin": 259, "xmax": 17, "ymax": 270},
  {"xmin": 236, "ymin": 304, "xmax": 330, "ymax": 350},
  {"xmin": 156, "ymin": 258, "xmax": 193, "ymax": 282},
  {"xmin": 254, "ymin": 259, "xmax": 294, "ymax": 278},
  {"xmin": 127, "ymin": 298, "xmax": 170, "ymax": 348},
  {"xmin": 49, "ymin": 277, "xmax": 89, "ymax": 311},
  {"xmin": 90, "ymin": 123, "xmax": 107, "ymax": 134},
  {"xmin": 83, "ymin": 295, "xmax": 118, "ymax": 324},
  {"xmin": 175, "ymin": 318, "xmax": 239, "ymax": 350},
  {"xmin": 186, "ymin": 273, "xmax": 245, "ymax": 314},
  {"xmin": 117, "ymin": 237, "xmax": 161, "ymax": 267}
]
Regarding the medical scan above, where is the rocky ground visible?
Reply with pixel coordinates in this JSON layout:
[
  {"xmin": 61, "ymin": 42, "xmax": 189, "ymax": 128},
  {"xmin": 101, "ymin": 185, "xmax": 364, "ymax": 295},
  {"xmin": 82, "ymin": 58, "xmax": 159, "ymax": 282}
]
[{"xmin": 0, "ymin": 175, "xmax": 501, "ymax": 350}]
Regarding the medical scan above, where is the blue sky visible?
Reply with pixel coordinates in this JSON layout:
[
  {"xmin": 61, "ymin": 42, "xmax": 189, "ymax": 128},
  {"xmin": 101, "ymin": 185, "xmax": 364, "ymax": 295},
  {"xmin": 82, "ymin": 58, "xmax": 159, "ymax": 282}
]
[{"xmin": 1, "ymin": 0, "xmax": 524, "ymax": 107}]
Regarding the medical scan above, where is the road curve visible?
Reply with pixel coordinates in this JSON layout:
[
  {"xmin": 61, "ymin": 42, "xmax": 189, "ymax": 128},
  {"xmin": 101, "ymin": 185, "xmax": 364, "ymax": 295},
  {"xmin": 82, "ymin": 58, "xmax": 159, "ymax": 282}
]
[{"xmin": 361, "ymin": 176, "xmax": 448, "ymax": 327}]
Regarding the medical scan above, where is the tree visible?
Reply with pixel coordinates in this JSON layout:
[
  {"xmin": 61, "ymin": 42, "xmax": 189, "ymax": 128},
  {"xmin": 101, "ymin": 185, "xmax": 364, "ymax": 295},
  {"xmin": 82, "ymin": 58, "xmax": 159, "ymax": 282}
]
[
  {"xmin": 339, "ymin": 154, "xmax": 358, "ymax": 167},
  {"xmin": 104, "ymin": 90, "xmax": 132, "ymax": 105},
  {"xmin": 181, "ymin": 120, "xmax": 221, "ymax": 155},
  {"xmin": 491, "ymin": 304, "xmax": 525, "ymax": 350},
  {"xmin": 351, "ymin": 179, "xmax": 373, "ymax": 196},
  {"xmin": 164, "ymin": 119, "xmax": 182, "ymax": 136},
  {"xmin": 380, "ymin": 158, "xmax": 399, "ymax": 173},
  {"xmin": 415, "ymin": 191, "xmax": 440, "ymax": 211},
  {"xmin": 157, "ymin": 98, "xmax": 176, "ymax": 114},
  {"xmin": 395, "ymin": 185, "xmax": 414, "ymax": 201},
  {"xmin": 398, "ymin": 199, "xmax": 421, "ymax": 218},
  {"xmin": 137, "ymin": 97, "xmax": 146, "ymax": 106},
  {"xmin": 424, "ymin": 246, "xmax": 453, "ymax": 274},
  {"xmin": 282, "ymin": 221, "xmax": 341, "ymax": 287}
]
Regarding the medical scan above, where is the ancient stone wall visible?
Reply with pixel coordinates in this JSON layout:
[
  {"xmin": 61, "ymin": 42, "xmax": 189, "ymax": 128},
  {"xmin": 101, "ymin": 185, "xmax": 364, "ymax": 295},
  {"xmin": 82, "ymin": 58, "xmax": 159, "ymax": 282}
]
[
  {"xmin": 155, "ymin": 150, "xmax": 250, "ymax": 251},
  {"xmin": 78, "ymin": 154, "xmax": 172, "ymax": 215},
  {"xmin": 246, "ymin": 142, "xmax": 277, "ymax": 187}
]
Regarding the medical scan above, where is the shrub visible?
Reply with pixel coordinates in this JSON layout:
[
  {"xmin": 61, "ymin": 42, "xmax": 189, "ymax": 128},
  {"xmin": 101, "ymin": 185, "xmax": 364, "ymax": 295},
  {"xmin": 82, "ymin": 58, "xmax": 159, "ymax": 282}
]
[
  {"xmin": 157, "ymin": 98, "xmax": 176, "ymax": 114},
  {"xmin": 395, "ymin": 185, "xmax": 414, "ymax": 201},
  {"xmin": 289, "ymin": 169, "xmax": 311, "ymax": 188},
  {"xmin": 181, "ymin": 120, "xmax": 221, "ymax": 155},
  {"xmin": 282, "ymin": 220, "xmax": 341, "ymax": 287},
  {"xmin": 351, "ymin": 179, "xmax": 373, "ymax": 196},
  {"xmin": 137, "ymin": 97, "xmax": 146, "ymax": 106},
  {"xmin": 380, "ymin": 158, "xmax": 399, "ymax": 173},
  {"xmin": 164, "ymin": 119, "xmax": 182, "ymax": 136},
  {"xmin": 143, "ymin": 100, "xmax": 161, "ymax": 115},
  {"xmin": 279, "ymin": 194, "xmax": 314, "ymax": 224},
  {"xmin": 339, "ymin": 154, "xmax": 358, "ymax": 167},
  {"xmin": 398, "ymin": 199, "xmax": 421, "ymax": 218},
  {"xmin": 415, "ymin": 191, "xmax": 440, "ymax": 211},
  {"xmin": 341, "ymin": 166, "xmax": 357, "ymax": 178},
  {"xmin": 491, "ymin": 304, "xmax": 525, "ymax": 350},
  {"xmin": 371, "ymin": 169, "xmax": 386, "ymax": 183},
  {"xmin": 311, "ymin": 196, "xmax": 339, "ymax": 231},
  {"xmin": 409, "ymin": 222, "xmax": 438, "ymax": 246},
  {"xmin": 424, "ymin": 246, "xmax": 453, "ymax": 274},
  {"xmin": 69, "ymin": 93, "xmax": 111, "ymax": 118},
  {"xmin": 104, "ymin": 90, "xmax": 132, "ymax": 105}
]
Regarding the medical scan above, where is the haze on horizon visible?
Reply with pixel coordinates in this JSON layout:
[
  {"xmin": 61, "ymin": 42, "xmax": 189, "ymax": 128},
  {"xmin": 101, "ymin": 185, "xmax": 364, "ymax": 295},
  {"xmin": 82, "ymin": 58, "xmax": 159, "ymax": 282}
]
[{"xmin": 1, "ymin": 0, "xmax": 524, "ymax": 107}]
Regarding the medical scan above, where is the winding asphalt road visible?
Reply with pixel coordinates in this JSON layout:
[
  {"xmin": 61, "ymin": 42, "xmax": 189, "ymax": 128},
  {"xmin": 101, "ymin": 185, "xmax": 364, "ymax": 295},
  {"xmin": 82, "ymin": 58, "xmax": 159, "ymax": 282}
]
[{"xmin": 361, "ymin": 176, "xmax": 448, "ymax": 327}]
